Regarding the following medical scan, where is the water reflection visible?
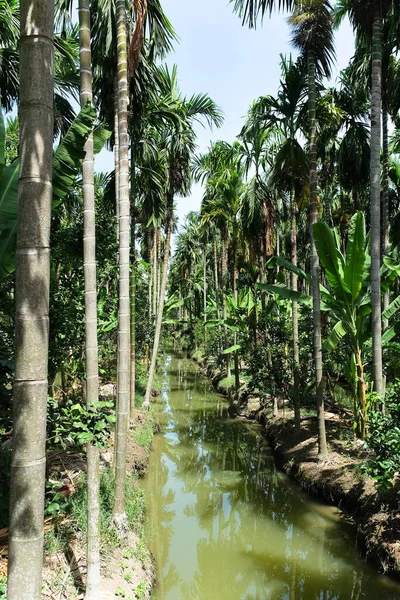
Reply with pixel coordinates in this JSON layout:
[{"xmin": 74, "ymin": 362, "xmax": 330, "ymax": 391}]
[{"xmin": 144, "ymin": 355, "xmax": 400, "ymax": 600}]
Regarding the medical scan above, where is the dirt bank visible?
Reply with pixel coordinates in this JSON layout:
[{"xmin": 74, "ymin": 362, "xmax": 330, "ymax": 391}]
[{"xmin": 195, "ymin": 356, "xmax": 400, "ymax": 578}]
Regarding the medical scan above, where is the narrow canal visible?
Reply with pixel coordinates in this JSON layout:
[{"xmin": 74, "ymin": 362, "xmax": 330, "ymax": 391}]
[{"xmin": 144, "ymin": 354, "xmax": 400, "ymax": 599}]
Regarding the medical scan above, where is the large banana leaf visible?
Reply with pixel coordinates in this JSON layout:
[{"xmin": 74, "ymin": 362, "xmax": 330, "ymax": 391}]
[
  {"xmin": 268, "ymin": 255, "xmax": 311, "ymax": 283},
  {"xmin": 343, "ymin": 211, "xmax": 366, "ymax": 300},
  {"xmin": 0, "ymin": 106, "xmax": 4, "ymax": 181},
  {"xmin": 0, "ymin": 104, "xmax": 110, "ymax": 279},
  {"xmin": 324, "ymin": 320, "xmax": 346, "ymax": 352},
  {"xmin": 312, "ymin": 221, "xmax": 350, "ymax": 298},
  {"xmin": 258, "ymin": 283, "xmax": 313, "ymax": 306},
  {"xmin": 0, "ymin": 160, "xmax": 19, "ymax": 278},
  {"xmin": 382, "ymin": 295, "xmax": 400, "ymax": 322}
]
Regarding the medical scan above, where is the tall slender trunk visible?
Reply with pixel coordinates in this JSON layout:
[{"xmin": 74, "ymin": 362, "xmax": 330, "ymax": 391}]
[
  {"xmin": 112, "ymin": 0, "xmax": 130, "ymax": 531},
  {"xmin": 382, "ymin": 103, "xmax": 389, "ymax": 330},
  {"xmin": 308, "ymin": 50, "xmax": 327, "ymax": 459},
  {"xmin": 114, "ymin": 79, "xmax": 120, "ymax": 241},
  {"xmin": 221, "ymin": 225, "xmax": 230, "ymax": 378},
  {"xmin": 370, "ymin": 7, "xmax": 384, "ymax": 397},
  {"xmin": 213, "ymin": 238, "xmax": 220, "ymax": 320},
  {"xmin": 153, "ymin": 228, "xmax": 158, "ymax": 318},
  {"xmin": 148, "ymin": 228, "xmax": 153, "ymax": 320},
  {"xmin": 143, "ymin": 193, "xmax": 174, "ymax": 408},
  {"xmin": 79, "ymin": 1, "xmax": 100, "ymax": 596},
  {"xmin": 290, "ymin": 188, "xmax": 300, "ymax": 431},
  {"xmin": 130, "ymin": 146, "xmax": 136, "ymax": 420},
  {"xmin": 203, "ymin": 245, "xmax": 207, "ymax": 324},
  {"xmin": 157, "ymin": 228, "xmax": 162, "ymax": 304},
  {"xmin": 8, "ymin": 0, "xmax": 54, "ymax": 597},
  {"xmin": 233, "ymin": 240, "xmax": 240, "ymax": 395}
]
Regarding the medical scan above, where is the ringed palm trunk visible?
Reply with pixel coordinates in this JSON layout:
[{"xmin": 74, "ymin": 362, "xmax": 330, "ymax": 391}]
[
  {"xmin": 112, "ymin": 0, "xmax": 130, "ymax": 531},
  {"xmin": 221, "ymin": 225, "xmax": 231, "ymax": 378},
  {"xmin": 290, "ymin": 188, "xmax": 300, "ymax": 431},
  {"xmin": 370, "ymin": 5, "xmax": 384, "ymax": 398},
  {"xmin": 114, "ymin": 79, "xmax": 120, "ymax": 241},
  {"xmin": 143, "ymin": 193, "xmax": 174, "ymax": 408},
  {"xmin": 308, "ymin": 50, "xmax": 327, "ymax": 459},
  {"xmin": 382, "ymin": 102, "xmax": 389, "ymax": 331},
  {"xmin": 130, "ymin": 149, "xmax": 136, "ymax": 420},
  {"xmin": 153, "ymin": 228, "xmax": 158, "ymax": 317},
  {"xmin": 79, "ymin": 0, "xmax": 101, "ymax": 595},
  {"xmin": 7, "ymin": 0, "xmax": 54, "ymax": 597},
  {"xmin": 213, "ymin": 238, "xmax": 220, "ymax": 320},
  {"xmin": 232, "ymin": 239, "xmax": 240, "ymax": 395}
]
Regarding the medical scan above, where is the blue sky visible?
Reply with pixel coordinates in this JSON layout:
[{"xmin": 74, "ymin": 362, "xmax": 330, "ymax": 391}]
[{"xmin": 95, "ymin": 1, "xmax": 356, "ymax": 229}]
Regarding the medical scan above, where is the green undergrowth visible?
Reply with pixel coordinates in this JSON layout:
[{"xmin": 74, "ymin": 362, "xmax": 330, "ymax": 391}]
[
  {"xmin": 44, "ymin": 468, "xmax": 147, "ymax": 556},
  {"xmin": 134, "ymin": 420, "xmax": 154, "ymax": 454},
  {"xmin": 135, "ymin": 363, "xmax": 161, "ymax": 407}
]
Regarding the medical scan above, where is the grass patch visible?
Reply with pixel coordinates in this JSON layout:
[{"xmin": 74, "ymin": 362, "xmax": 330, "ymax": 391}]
[
  {"xmin": 134, "ymin": 421, "xmax": 153, "ymax": 453},
  {"xmin": 44, "ymin": 468, "xmax": 147, "ymax": 556},
  {"xmin": 219, "ymin": 375, "xmax": 236, "ymax": 393}
]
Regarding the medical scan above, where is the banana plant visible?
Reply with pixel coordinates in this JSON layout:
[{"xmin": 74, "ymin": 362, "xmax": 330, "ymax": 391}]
[
  {"xmin": 260, "ymin": 211, "xmax": 400, "ymax": 439},
  {"xmin": 0, "ymin": 102, "xmax": 110, "ymax": 279}
]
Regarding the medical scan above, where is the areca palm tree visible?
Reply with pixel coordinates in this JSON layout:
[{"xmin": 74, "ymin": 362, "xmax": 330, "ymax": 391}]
[
  {"xmin": 7, "ymin": 0, "xmax": 54, "ymax": 597},
  {"xmin": 232, "ymin": 0, "xmax": 334, "ymax": 456},
  {"xmin": 143, "ymin": 66, "xmax": 223, "ymax": 408},
  {"xmin": 200, "ymin": 145, "xmax": 245, "ymax": 390},
  {"xmin": 334, "ymin": 0, "xmax": 395, "ymax": 397},
  {"xmin": 78, "ymin": 0, "xmax": 100, "ymax": 595},
  {"xmin": 266, "ymin": 55, "xmax": 309, "ymax": 429},
  {"xmin": 289, "ymin": 0, "xmax": 335, "ymax": 457}
]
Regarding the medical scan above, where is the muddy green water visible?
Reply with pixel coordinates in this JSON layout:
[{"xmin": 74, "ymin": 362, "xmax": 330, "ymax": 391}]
[{"xmin": 144, "ymin": 354, "xmax": 400, "ymax": 600}]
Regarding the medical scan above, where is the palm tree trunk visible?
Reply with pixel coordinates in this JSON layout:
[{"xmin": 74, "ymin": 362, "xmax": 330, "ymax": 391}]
[
  {"xmin": 143, "ymin": 194, "xmax": 174, "ymax": 408},
  {"xmin": 290, "ymin": 188, "xmax": 300, "ymax": 431},
  {"xmin": 382, "ymin": 103, "xmax": 389, "ymax": 331},
  {"xmin": 221, "ymin": 226, "xmax": 231, "ymax": 378},
  {"xmin": 78, "ymin": 1, "xmax": 100, "ymax": 596},
  {"xmin": 8, "ymin": 0, "xmax": 54, "ymax": 597},
  {"xmin": 114, "ymin": 79, "xmax": 120, "ymax": 241},
  {"xmin": 153, "ymin": 228, "xmax": 158, "ymax": 317},
  {"xmin": 112, "ymin": 0, "xmax": 130, "ymax": 533},
  {"xmin": 130, "ymin": 149, "xmax": 136, "ymax": 421},
  {"xmin": 157, "ymin": 228, "xmax": 162, "ymax": 304},
  {"xmin": 308, "ymin": 50, "xmax": 327, "ymax": 459},
  {"xmin": 203, "ymin": 245, "xmax": 207, "ymax": 324},
  {"xmin": 370, "ymin": 6, "xmax": 384, "ymax": 397},
  {"xmin": 148, "ymin": 228, "xmax": 153, "ymax": 320},
  {"xmin": 213, "ymin": 238, "xmax": 220, "ymax": 320},
  {"xmin": 233, "ymin": 240, "xmax": 240, "ymax": 395}
]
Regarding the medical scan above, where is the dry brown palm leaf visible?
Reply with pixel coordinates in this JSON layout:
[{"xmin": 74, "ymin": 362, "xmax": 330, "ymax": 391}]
[{"xmin": 128, "ymin": 0, "xmax": 148, "ymax": 82}]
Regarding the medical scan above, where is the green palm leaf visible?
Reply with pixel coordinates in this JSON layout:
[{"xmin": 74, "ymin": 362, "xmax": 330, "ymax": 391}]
[
  {"xmin": 258, "ymin": 283, "xmax": 312, "ymax": 306},
  {"xmin": 0, "ymin": 104, "xmax": 110, "ymax": 279}
]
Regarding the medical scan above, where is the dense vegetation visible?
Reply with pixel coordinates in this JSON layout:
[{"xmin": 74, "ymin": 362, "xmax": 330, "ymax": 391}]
[{"xmin": 0, "ymin": 0, "xmax": 399, "ymax": 598}]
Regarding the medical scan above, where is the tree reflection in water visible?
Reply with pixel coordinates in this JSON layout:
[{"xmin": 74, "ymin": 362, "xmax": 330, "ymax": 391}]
[{"xmin": 144, "ymin": 355, "xmax": 400, "ymax": 600}]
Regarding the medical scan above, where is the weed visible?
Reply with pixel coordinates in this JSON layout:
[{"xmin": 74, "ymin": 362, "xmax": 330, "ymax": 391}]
[
  {"xmin": 135, "ymin": 422, "xmax": 153, "ymax": 453},
  {"xmin": 0, "ymin": 575, "xmax": 6, "ymax": 600},
  {"xmin": 124, "ymin": 571, "xmax": 133, "ymax": 583},
  {"xmin": 115, "ymin": 587, "xmax": 126, "ymax": 597},
  {"xmin": 134, "ymin": 537, "xmax": 149, "ymax": 564},
  {"xmin": 120, "ymin": 560, "xmax": 128, "ymax": 571},
  {"xmin": 136, "ymin": 581, "xmax": 148, "ymax": 599}
]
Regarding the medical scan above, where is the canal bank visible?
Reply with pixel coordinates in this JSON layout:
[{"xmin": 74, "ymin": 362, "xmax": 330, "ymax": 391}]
[
  {"xmin": 143, "ymin": 353, "xmax": 400, "ymax": 599},
  {"xmin": 193, "ymin": 352, "xmax": 400, "ymax": 580}
]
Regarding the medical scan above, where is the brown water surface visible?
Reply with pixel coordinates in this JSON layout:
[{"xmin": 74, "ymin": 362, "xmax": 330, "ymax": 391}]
[{"xmin": 144, "ymin": 354, "xmax": 400, "ymax": 599}]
